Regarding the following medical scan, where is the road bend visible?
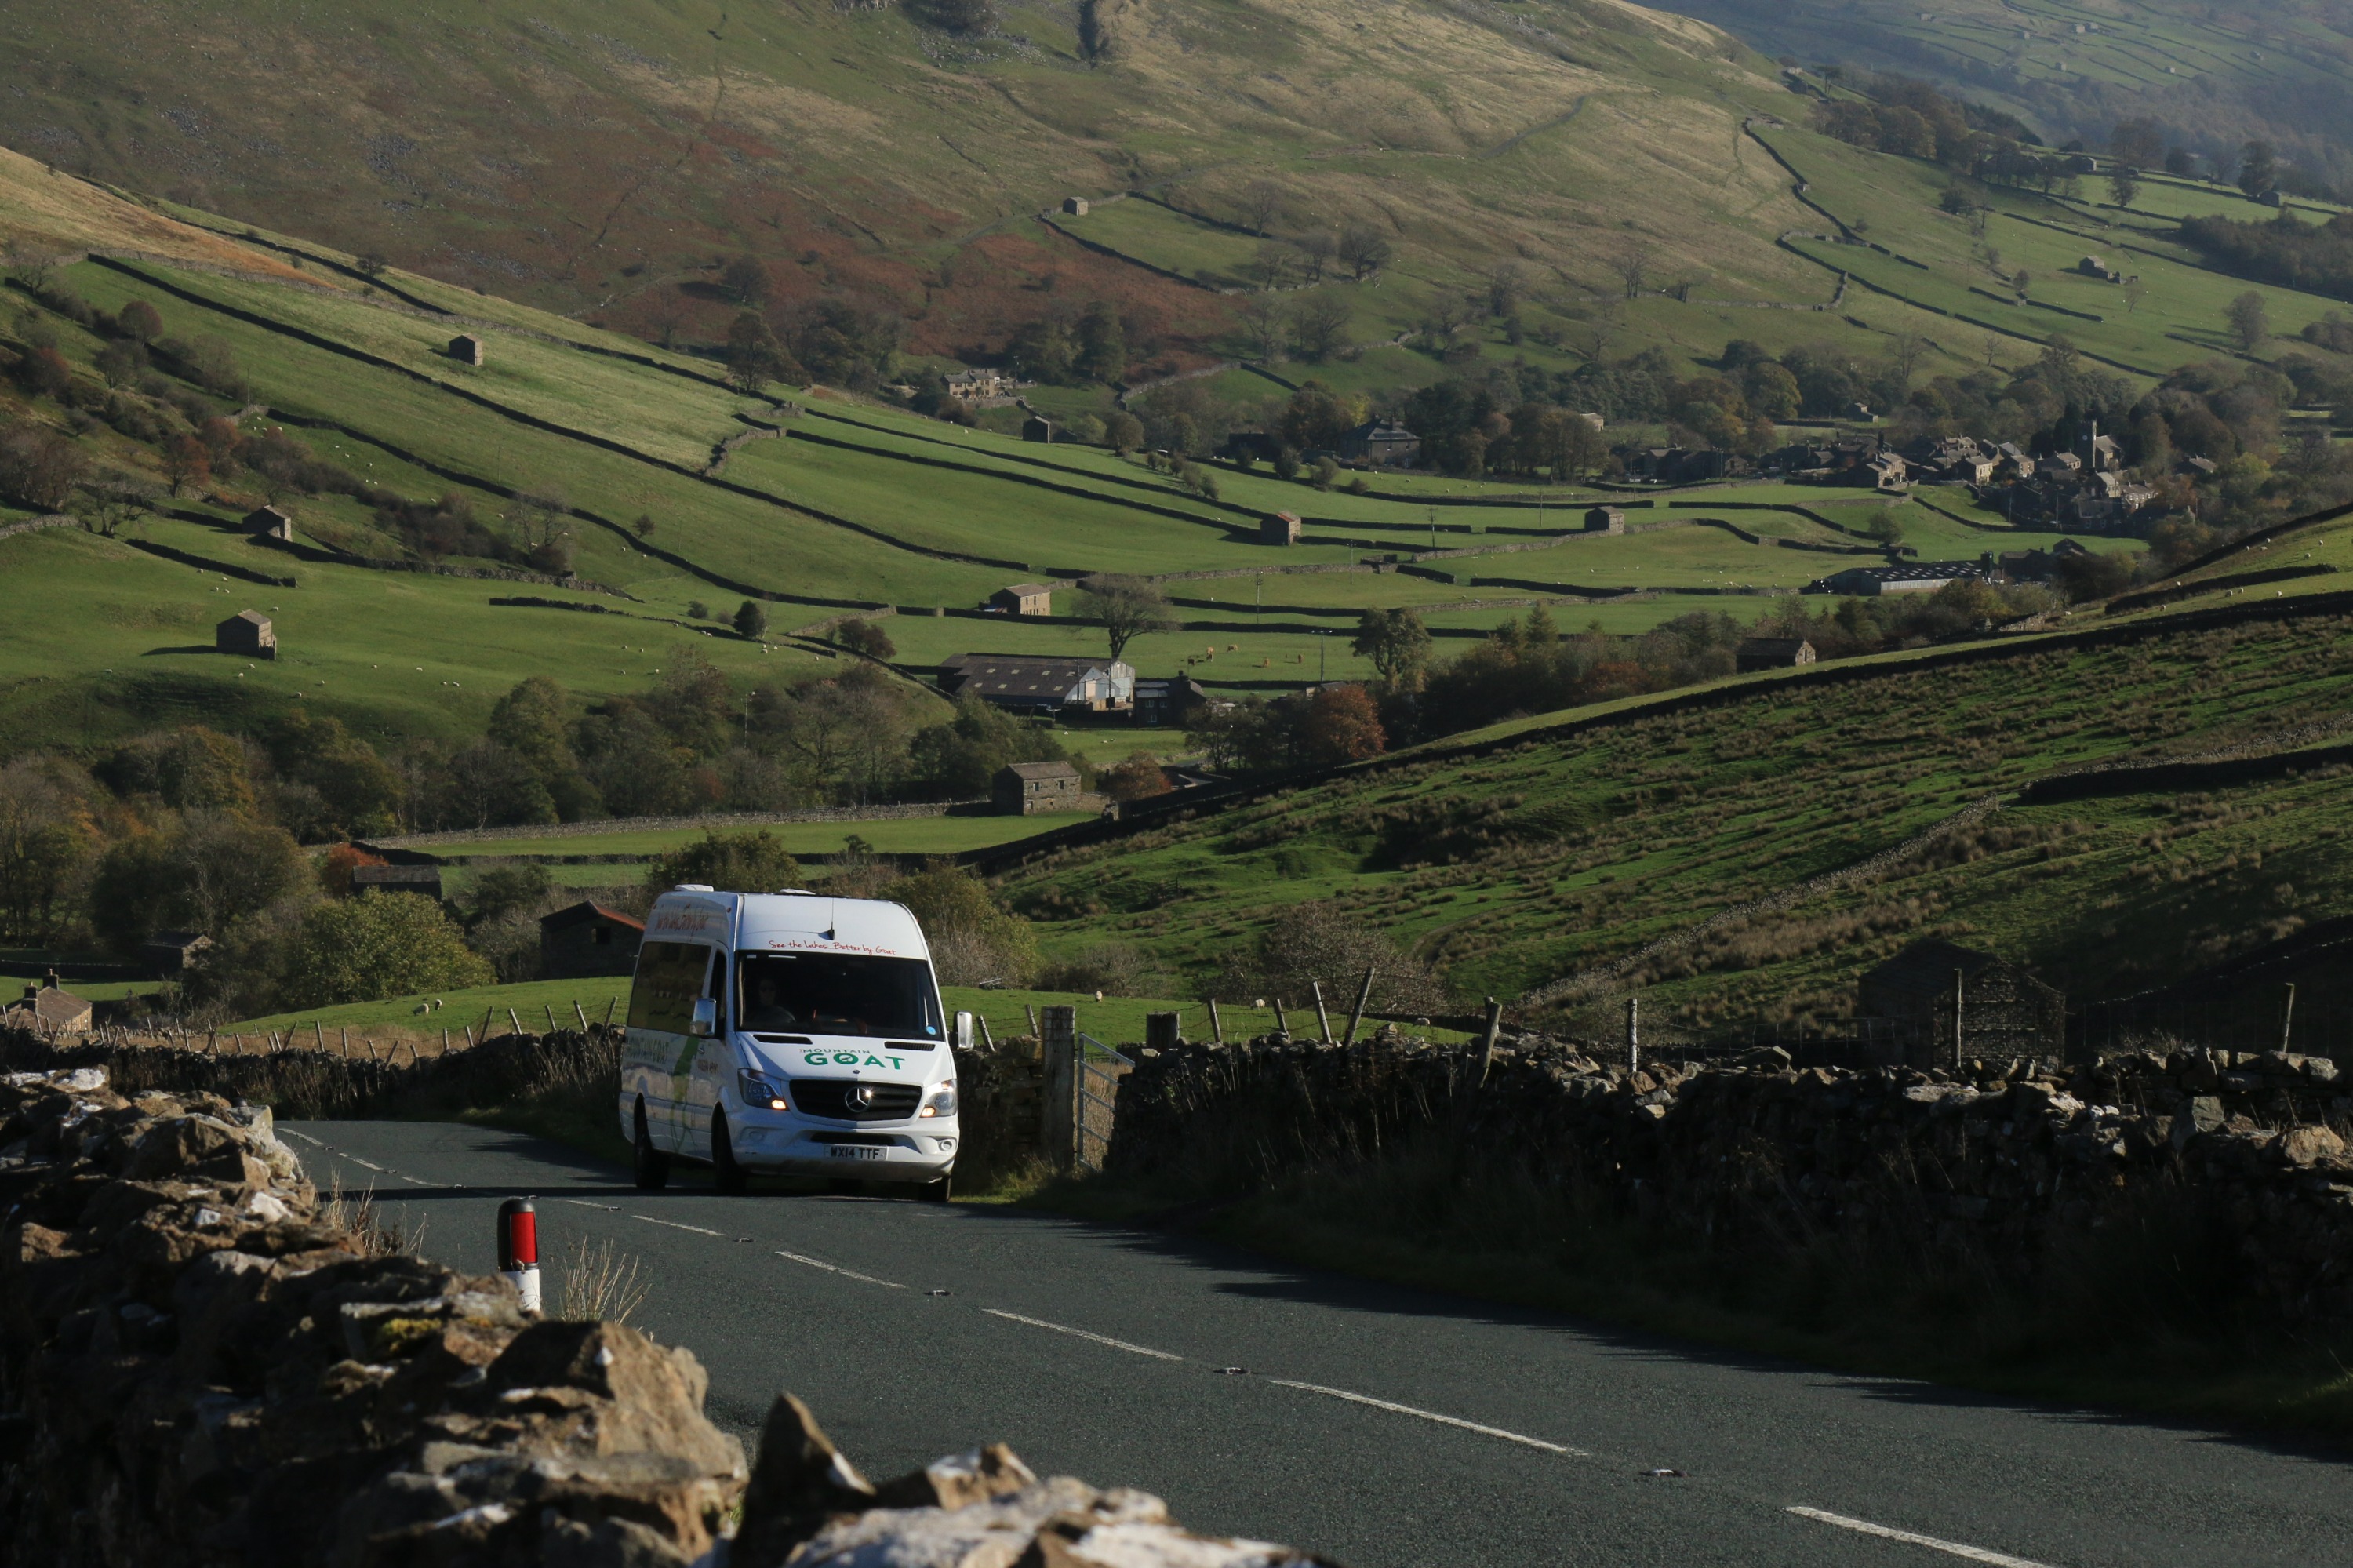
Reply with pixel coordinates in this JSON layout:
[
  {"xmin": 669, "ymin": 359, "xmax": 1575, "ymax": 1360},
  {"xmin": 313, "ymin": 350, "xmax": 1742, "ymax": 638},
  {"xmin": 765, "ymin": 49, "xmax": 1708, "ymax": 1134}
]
[{"xmin": 285, "ymin": 1120, "xmax": 2353, "ymax": 1567}]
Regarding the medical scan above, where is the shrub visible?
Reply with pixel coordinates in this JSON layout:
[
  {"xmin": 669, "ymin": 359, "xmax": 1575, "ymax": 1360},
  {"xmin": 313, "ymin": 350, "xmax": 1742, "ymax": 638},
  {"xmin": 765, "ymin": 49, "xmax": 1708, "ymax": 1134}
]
[
  {"xmin": 882, "ymin": 866, "xmax": 1036, "ymax": 986},
  {"xmin": 279, "ymin": 891, "xmax": 494, "ymax": 1008},
  {"xmin": 645, "ymin": 830, "xmax": 806, "ymax": 898}
]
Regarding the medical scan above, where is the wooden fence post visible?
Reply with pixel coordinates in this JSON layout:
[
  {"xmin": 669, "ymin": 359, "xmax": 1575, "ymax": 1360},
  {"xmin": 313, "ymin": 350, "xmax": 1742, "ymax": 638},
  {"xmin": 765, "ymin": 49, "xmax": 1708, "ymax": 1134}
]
[
  {"xmin": 1272, "ymin": 997, "xmax": 1289, "ymax": 1036},
  {"xmin": 574, "ymin": 1001, "xmax": 591, "ymax": 1033},
  {"xmin": 507, "ymin": 1007, "xmax": 525, "ymax": 1038},
  {"xmin": 1208, "ymin": 999, "xmax": 1224, "ymax": 1045},
  {"xmin": 1039, "ymin": 1005, "xmax": 1078, "ymax": 1171},
  {"xmin": 1311, "ymin": 981, "xmax": 1333, "ymax": 1044},
  {"xmin": 1344, "ymin": 966, "xmax": 1377, "ymax": 1046}
]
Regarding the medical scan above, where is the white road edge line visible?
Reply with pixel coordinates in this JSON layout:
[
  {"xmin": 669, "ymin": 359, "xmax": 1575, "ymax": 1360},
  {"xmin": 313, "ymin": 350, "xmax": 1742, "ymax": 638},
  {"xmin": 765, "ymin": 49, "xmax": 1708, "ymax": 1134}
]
[
  {"xmin": 633, "ymin": 1215, "xmax": 725, "ymax": 1237},
  {"xmin": 397, "ymin": 1176, "xmax": 438, "ymax": 1187},
  {"xmin": 344, "ymin": 1158, "xmax": 387, "ymax": 1172},
  {"xmin": 1786, "ymin": 1507, "xmax": 2056, "ymax": 1567},
  {"xmin": 283, "ymin": 1130, "xmax": 326, "ymax": 1148},
  {"xmin": 776, "ymin": 1250, "xmax": 904, "ymax": 1289},
  {"xmin": 1265, "ymin": 1379, "xmax": 1585, "ymax": 1457},
  {"xmin": 563, "ymin": 1199, "xmax": 620, "ymax": 1211},
  {"xmin": 982, "ymin": 1308, "xmax": 1184, "ymax": 1362}
]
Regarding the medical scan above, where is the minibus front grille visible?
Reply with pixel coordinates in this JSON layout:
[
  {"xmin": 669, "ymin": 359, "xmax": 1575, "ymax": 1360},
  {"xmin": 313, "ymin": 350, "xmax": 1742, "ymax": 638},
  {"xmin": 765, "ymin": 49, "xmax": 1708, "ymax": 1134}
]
[{"xmin": 790, "ymin": 1080, "xmax": 923, "ymax": 1121}]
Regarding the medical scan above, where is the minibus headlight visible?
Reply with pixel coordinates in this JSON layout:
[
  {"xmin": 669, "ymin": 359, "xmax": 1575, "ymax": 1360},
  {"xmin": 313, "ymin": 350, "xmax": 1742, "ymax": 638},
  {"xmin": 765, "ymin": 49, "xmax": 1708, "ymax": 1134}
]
[
  {"xmin": 739, "ymin": 1070, "xmax": 788, "ymax": 1111},
  {"xmin": 918, "ymin": 1081, "xmax": 958, "ymax": 1119}
]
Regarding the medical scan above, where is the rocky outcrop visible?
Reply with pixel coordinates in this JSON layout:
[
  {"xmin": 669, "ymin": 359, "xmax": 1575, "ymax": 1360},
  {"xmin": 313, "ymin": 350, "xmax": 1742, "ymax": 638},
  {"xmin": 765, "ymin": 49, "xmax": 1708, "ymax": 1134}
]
[
  {"xmin": 1107, "ymin": 1035, "xmax": 2353, "ymax": 1326},
  {"xmin": 0, "ymin": 1068, "xmax": 1323, "ymax": 1567}
]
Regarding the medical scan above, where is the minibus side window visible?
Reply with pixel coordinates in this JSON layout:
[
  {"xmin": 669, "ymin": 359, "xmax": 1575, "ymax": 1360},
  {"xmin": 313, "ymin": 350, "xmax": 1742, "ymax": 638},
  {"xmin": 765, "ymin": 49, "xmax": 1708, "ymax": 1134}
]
[{"xmin": 628, "ymin": 942, "xmax": 711, "ymax": 1033}]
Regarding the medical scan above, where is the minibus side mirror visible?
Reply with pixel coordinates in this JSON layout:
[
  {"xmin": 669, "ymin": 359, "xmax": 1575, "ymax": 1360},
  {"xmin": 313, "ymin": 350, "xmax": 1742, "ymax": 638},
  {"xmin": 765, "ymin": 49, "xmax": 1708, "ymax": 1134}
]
[
  {"xmin": 690, "ymin": 998, "xmax": 718, "ymax": 1039},
  {"xmin": 953, "ymin": 1010, "xmax": 976, "ymax": 1050}
]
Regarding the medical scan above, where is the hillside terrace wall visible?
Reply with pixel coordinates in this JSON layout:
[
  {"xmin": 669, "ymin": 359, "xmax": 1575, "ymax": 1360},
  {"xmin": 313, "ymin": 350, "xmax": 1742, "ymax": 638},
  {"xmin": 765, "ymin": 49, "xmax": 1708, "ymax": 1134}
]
[
  {"xmin": 0, "ymin": 1060, "xmax": 1318, "ymax": 1567},
  {"xmin": 1103, "ymin": 1035, "xmax": 2353, "ymax": 1327}
]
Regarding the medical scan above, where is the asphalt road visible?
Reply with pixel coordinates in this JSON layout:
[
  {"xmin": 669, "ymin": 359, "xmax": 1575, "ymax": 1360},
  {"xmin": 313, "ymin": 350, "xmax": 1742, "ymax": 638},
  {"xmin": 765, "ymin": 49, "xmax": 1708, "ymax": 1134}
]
[{"xmin": 284, "ymin": 1119, "xmax": 2353, "ymax": 1567}]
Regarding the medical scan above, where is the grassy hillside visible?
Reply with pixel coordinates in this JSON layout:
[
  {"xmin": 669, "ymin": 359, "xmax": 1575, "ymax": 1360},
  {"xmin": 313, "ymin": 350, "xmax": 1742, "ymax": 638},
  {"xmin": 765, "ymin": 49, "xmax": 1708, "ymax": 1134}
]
[{"xmin": 990, "ymin": 505, "xmax": 2353, "ymax": 1028}]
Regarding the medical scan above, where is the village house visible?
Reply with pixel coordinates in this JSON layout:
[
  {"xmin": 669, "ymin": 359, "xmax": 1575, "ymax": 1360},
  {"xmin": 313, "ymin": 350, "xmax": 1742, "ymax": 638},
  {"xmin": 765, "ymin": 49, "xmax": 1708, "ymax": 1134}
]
[
  {"xmin": 540, "ymin": 902, "xmax": 646, "ymax": 980},
  {"xmin": 351, "ymin": 864, "xmax": 445, "ymax": 900},
  {"xmin": 938, "ymin": 653, "xmax": 1136, "ymax": 715},
  {"xmin": 1858, "ymin": 937, "xmax": 2065, "ymax": 1060},
  {"xmin": 7, "ymin": 977, "xmax": 93, "ymax": 1035},
  {"xmin": 245, "ymin": 504, "xmax": 294, "ymax": 541},
  {"xmin": 988, "ymin": 584, "xmax": 1055, "ymax": 617},
  {"xmin": 944, "ymin": 369, "xmax": 1024, "ymax": 406},
  {"xmin": 1735, "ymin": 637, "xmax": 1817, "ymax": 672},
  {"xmin": 1262, "ymin": 511, "xmax": 1303, "ymax": 545},
  {"xmin": 1335, "ymin": 420, "xmax": 1422, "ymax": 467},
  {"xmin": 993, "ymin": 760, "xmax": 1082, "ymax": 816},
  {"xmin": 1627, "ymin": 446, "xmax": 1744, "ymax": 485},
  {"xmin": 449, "ymin": 333, "xmax": 486, "ymax": 366},
  {"xmin": 216, "ymin": 610, "xmax": 276, "ymax": 660},
  {"xmin": 1584, "ymin": 505, "xmax": 1627, "ymax": 535},
  {"xmin": 1841, "ymin": 451, "xmax": 1911, "ymax": 493},
  {"xmin": 1131, "ymin": 673, "xmax": 1213, "ymax": 727}
]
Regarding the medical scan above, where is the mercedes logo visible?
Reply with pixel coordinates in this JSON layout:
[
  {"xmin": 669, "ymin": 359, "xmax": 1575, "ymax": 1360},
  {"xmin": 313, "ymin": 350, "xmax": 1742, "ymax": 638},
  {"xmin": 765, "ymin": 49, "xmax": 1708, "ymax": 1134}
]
[{"xmin": 852, "ymin": 1084, "xmax": 878, "ymax": 1108}]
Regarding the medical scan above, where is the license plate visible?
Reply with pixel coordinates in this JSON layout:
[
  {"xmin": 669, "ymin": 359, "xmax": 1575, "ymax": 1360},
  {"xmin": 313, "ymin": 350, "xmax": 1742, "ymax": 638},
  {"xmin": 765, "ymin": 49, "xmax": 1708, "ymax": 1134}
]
[{"xmin": 827, "ymin": 1144, "xmax": 886, "ymax": 1161}]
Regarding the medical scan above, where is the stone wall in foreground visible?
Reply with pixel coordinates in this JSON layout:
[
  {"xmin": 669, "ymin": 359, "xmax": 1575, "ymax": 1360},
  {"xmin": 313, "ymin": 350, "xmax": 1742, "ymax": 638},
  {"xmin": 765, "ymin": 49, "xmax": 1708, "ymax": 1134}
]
[
  {"xmin": 0, "ymin": 1068, "xmax": 1326, "ymax": 1567},
  {"xmin": 1105, "ymin": 1032, "xmax": 2353, "ymax": 1326}
]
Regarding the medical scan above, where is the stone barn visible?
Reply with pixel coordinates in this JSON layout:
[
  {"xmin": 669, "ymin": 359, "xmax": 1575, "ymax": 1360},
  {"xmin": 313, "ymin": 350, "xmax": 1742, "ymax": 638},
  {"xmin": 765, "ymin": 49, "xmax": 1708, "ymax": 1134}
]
[
  {"xmin": 1584, "ymin": 506, "xmax": 1627, "ymax": 535},
  {"xmin": 540, "ymin": 902, "xmax": 646, "ymax": 980},
  {"xmin": 1735, "ymin": 637, "xmax": 1815, "ymax": 672},
  {"xmin": 1062, "ymin": 197, "xmax": 1090, "ymax": 216},
  {"xmin": 141, "ymin": 931, "xmax": 213, "ymax": 977},
  {"xmin": 216, "ymin": 610, "xmax": 276, "ymax": 660},
  {"xmin": 994, "ymin": 760, "xmax": 1082, "ymax": 816},
  {"xmin": 449, "ymin": 333, "xmax": 486, "ymax": 366},
  {"xmin": 351, "ymin": 864, "xmax": 444, "ymax": 901},
  {"xmin": 990, "ymin": 584, "xmax": 1054, "ymax": 617},
  {"xmin": 245, "ymin": 504, "xmax": 294, "ymax": 541},
  {"xmin": 1022, "ymin": 415, "xmax": 1057, "ymax": 444},
  {"xmin": 1262, "ymin": 511, "xmax": 1303, "ymax": 545},
  {"xmin": 1858, "ymin": 938, "xmax": 2065, "ymax": 1062}
]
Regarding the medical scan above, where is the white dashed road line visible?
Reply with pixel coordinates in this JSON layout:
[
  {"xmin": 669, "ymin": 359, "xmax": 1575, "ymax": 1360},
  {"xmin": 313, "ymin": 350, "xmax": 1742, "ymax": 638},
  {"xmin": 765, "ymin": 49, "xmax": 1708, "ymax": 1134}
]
[
  {"xmin": 344, "ymin": 1157, "xmax": 387, "ymax": 1173},
  {"xmin": 1265, "ymin": 1378, "xmax": 1586, "ymax": 1457},
  {"xmin": 982, "ymin": 1308, "xmax": 1184, "ymax": 1362},
  {"xmin": 397, "ymin": 1175, "xmax": 439, "ymax": 1187},
  {"xmin": 1786, "ymin": 1508, "xmax": 2055, "ymax": 1566},
  {"xmin": 634, "ymin": 1214, "xmax": 725, "ymax": 1237},
  {"xmin": 283, "ymin": 1130, "xmax": 327, "ymax": 1148},
  {"xmin": 776, "ymin": 1250, "xmax": 904, "ymax": 1289},
  {"xmin": 564, "ymin": 1199, "xmax": 621, "ymax": 1212}
]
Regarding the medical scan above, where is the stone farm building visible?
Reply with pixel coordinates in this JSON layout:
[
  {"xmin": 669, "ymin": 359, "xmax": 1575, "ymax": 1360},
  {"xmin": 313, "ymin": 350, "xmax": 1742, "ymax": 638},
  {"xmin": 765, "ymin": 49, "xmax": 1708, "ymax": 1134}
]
[
  {"xmin": 1335, "ymin": 420, "xmax": 1420, "ymax": 467},
  {"xmin": 1262, "ymin": 511, "xmax": 1303, "ymax": 545},
  {"xmin": 1858, "ymin": 938, "xmax": 2065, "ymax": 1060},
  {"xmin": 449, "ymin": 333, "xmax": 486, "ymax": 365},
  {"xmin": 1584, "ymin": 506, "xmax": 1627, "ymax": 535},
  {"xmin": 140, "ymin": 931, "xmax": 213, "ymax": 976},
  {"xmin": 988, "ymin": 584, "xmax": 1054, "ymax": 617},
  {"xmin": 1132, "ymin": 674, "xmax": 1212, "ymax": 727},
  {"xmin": 8, "ymin": 980, "xmax": 93, "ymax": 1035},
  {"xmin": 1021, "ymin": 415, "xmax": 1056, "ymax": 443},
  {"xmin": 540, "ymin": 902, "xmax": 646, "ymax": 980},
  {"xmin": 216, "ymin": 610, "xmax": 276, "ymax": 660},
  {"xmin": 245, "ymin": 505, "xmax": 293, "ymax": 541},
  {"xmin": 351, "ymin": 864, "xmax": 445, "ymax": 900},
  {"xmin": 938, "ymin": 653, "xmax": 1135, "ymax": 715},
  {"xmin": 1735, "ymin": 637, "xmax": 1815, "ymax": 672},
  {"xmin": 994, "ymin": 760, "xmax": 1082, "ymax": 815}
]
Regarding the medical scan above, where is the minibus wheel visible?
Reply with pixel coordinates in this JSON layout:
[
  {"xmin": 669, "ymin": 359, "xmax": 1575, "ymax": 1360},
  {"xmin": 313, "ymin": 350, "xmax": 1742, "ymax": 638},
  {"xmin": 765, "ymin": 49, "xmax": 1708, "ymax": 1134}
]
[
  {"xmin": 632, "ymin": 1101, "xmax": 670, "ymax": 1191},
  {"xmin": 711, "ymin": 1112, "xmax": 748, "ymax": 1195},
  {"xmin": 918, "ymin": 1174, "xmax": 951, "ymax": 1203}
]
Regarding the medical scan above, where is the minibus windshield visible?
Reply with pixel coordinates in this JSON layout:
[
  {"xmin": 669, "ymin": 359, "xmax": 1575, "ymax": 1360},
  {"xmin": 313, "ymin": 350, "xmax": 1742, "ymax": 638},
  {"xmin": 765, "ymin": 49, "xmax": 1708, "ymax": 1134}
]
[{"xmin": 735, "ymin": 951, "xmax": 941, "ymax": 1039}]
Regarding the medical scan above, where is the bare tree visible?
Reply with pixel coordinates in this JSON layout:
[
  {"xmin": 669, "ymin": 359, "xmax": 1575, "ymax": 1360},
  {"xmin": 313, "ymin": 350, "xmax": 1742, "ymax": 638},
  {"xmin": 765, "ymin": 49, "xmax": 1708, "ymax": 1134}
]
[
  {"xmin": 1239, "ymin": 180, "xmax": 1289, "ymax": 235},
  {"xmin": 1077, "ymin": 575, "xmax": 1178, "ymax": 661},
  {"xmin": 1293, "ymin": 231, "xmax": 1336, "ymax": 284},
  {"xmin": 1573, "ymin": 305, "xmax": 1624, "ymax": 362},
  {"xmin": 1336, "ymin": 224, "xmax": 1394, "ymax": 280},
  {"xmin": 1888, "ymin": 333, "xmax": 1929, "ymax": 388},
  {"xmin": 1611, "ymin": 236, "xmax": 1654, "ymax": 299},
  {"xmin": 1237, "ymin": 294, "xmax": 1289, "ymax": 359},
  {"xmin": 1246, "ymin": 241, "xmax": 1296, "ymax": 293},
  {"xmin": 1290, "ymin": 291, "xmax": 1354, "ymax": 362}
]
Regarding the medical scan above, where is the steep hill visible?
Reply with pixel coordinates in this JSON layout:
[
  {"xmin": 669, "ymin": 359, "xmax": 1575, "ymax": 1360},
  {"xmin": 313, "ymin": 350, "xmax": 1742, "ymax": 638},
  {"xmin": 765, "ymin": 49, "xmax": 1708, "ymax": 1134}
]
[{"xmin": 988, "ymin": 507, "xmax": 2353, "ymax": 1038}]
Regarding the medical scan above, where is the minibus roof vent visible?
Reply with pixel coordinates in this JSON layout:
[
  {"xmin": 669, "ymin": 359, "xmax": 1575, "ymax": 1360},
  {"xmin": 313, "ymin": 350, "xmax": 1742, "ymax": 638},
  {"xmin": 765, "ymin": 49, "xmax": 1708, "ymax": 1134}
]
[
  {"xmin": 672, "ymin": 883, "xmax": 715, "ymax": 892},
  {"xmin": 776, "ymin": 887, "xmax": 816, "ymax": 895}
]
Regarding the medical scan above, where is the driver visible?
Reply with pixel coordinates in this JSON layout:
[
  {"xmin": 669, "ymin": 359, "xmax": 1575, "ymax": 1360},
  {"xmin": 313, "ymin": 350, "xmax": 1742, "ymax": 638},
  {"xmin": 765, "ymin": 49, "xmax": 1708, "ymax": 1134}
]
[{"xmin": 741, "ymin": 969, "xmax": 799, "ymax": 1030}]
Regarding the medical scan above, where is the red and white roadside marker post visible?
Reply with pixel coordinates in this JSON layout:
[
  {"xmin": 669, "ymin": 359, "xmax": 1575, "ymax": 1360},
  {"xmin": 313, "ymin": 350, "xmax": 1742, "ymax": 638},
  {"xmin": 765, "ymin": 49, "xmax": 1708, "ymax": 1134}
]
[{"xmin": 497, "ymin": 1197, "xmax": 541, "ymax": 1314}]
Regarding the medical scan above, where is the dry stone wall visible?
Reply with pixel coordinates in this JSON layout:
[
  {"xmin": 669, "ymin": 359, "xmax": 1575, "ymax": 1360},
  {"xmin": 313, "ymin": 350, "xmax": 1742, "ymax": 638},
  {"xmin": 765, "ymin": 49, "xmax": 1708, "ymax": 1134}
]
[
  {"xmin": 1106, "ymin": 1032, "xmax": 2353, "ymax": 1327},
  {"xmin": 0, "ymin": 1067, "xmax": 1325, "ymax": 1567}
]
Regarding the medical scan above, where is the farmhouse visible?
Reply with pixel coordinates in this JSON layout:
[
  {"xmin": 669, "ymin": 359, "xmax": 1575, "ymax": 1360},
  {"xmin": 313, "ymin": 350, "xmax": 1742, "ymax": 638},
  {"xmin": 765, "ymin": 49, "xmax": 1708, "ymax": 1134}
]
[
  {"xmin": 1262, "ymin": 511, "xmax": 1303, "ymax": 545},
  {"xmin": 7, "ymin": 978, "xmax": 93, "ymax": 1035},
  {"xmin": 1811, "ymin": 562, "xmax": 1984, "ymax": 596},
  {"xmin": 1839, "ymin": 452, "xmax": 1911, "ymax": 492},
  {"xmin": 216, "ymin": 610, "xmax": 276, "ymax": 660},
  {"xmin": 1735, "ymin": 637, "xmax": 1815, "ymax": 671},
  {"xmin": 449, "ymin": 333, "xmax": 486, "ymax": 366},
  {"xmin": 1021, "ymin": 414, "xmax": 1057, "ymax": 444},
  {"xmin": 244, "ymin": 504, "xmax": 294, "ymax": 541},
  {"xmin": 1584, "ymin": 505, "xmax": 1627, "ymax": 535},
  {"xmin": 540, "ymin": 901, "xmax": 646, "ymax": 980},
  {"xmin": 1131, "ymin": 673, "xmax": 1212, "ymax": 726},
  {"xmin": 140, "ymin": 930, "xmax": 213, "ymax": 976},
  {"xmin": 938, "ymin": 653, "xmax": 1135, "ymax": 715},
  {"xmin": 351, "ymin": 864, "xmax": 445, "ymax": 900},
  {"xmin": 988, "ymin": 584, "xmax": 1055, "ymax": 617},
  {"xmin": 993, "ymin": 760, "xmax": 1082, "ymax": 816},
  {"xmin": 1335, "ymin": 420, "xmax": 1421, "ymax": 467},
  {"xmin": 945, "ymin": 369, "xmax": 1023, "ymax": 405},
  {"xmin": 1858, "ymin": 937, "xmax": 2065, "ymax": 1059}
]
